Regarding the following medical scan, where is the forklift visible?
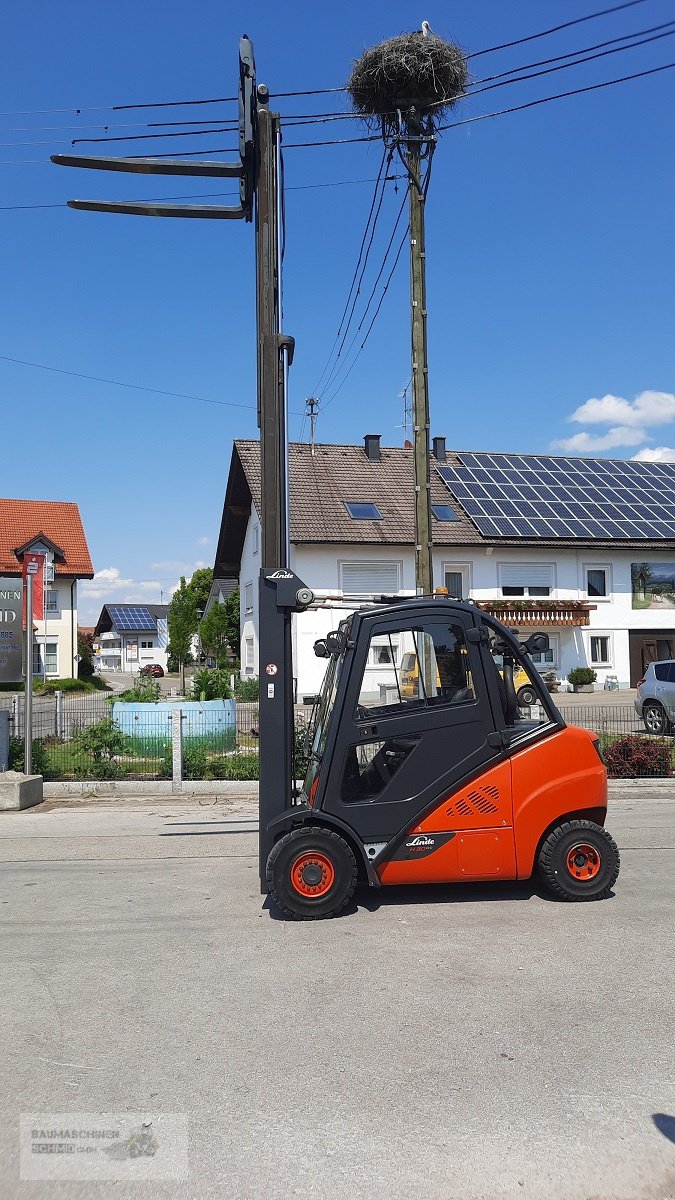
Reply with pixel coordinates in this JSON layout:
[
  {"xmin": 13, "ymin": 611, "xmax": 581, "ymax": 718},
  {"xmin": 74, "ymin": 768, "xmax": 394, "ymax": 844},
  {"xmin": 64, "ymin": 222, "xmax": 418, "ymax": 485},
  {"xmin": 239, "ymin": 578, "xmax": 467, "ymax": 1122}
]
[{"xmin": 259, "ymin": 573, "xmax": 620, "ymax": 919}]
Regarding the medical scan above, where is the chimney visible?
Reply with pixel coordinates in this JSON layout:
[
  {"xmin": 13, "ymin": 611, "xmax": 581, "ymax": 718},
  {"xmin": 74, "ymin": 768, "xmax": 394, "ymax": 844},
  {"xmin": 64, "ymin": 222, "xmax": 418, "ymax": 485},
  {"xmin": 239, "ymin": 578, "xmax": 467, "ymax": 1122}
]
[
  {"xmin": 432, "ymin": 436, "xmax": 447, "ymax": 462},
  {"xmin": 363, "ymin": 434, "xmax": 381, "ymax": 462}
]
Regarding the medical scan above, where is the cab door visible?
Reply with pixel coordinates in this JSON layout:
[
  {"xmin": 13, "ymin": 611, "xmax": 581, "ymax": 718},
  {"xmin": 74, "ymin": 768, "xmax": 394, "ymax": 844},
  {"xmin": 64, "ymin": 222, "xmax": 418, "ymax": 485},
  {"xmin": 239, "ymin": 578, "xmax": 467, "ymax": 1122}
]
[{"xmin": 321, "ymin": 608, "xmax": 506, "ymax": 843}]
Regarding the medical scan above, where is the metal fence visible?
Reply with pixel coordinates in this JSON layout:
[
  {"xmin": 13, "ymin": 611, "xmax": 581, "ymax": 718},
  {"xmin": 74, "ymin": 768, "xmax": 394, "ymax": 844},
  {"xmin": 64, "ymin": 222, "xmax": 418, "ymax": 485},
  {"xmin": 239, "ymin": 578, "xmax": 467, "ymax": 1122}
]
[
  {"xmin": 0, "ymin": 694, "xmax": 262, "ymax": 780},
  {"xmin": 0, "ymin": 695, "xmax": 670, "ymax": 779}
]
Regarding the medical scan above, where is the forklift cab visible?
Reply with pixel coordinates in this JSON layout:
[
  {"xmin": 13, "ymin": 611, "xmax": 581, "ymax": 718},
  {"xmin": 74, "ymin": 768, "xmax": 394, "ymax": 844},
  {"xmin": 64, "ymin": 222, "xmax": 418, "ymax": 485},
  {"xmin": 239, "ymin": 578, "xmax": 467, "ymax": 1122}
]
[{"xmin": 265, "ymin": 597, "xmax": 618, "ymax": 918}]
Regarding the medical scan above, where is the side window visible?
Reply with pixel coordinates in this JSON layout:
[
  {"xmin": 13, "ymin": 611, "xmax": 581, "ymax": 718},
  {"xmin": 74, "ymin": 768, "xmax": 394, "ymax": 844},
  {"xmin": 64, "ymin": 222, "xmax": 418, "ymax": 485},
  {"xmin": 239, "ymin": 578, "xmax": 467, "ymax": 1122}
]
[
  {"xmin": 355, "ymin": 622, "xmax": 475, "ymax": 716},
  {"xmin": 654, "ymin": 663, "xmax": 671, "ymax": 682},
  {"xmin": 341, "ymin": 737, "xmax": 419, "ymax": 804}
]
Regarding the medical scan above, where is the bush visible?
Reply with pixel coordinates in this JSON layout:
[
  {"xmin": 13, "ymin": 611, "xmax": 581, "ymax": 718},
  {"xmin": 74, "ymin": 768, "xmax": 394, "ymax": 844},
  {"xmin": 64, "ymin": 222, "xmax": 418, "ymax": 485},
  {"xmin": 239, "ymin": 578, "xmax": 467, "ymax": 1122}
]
[
  {"xmin": 207, "ymin": 753, "xmax": 259, "ymax": 781},
  {"xmin": 34, "ymin": 678, "xmax": 95, "ymax": 695},
  {"xmin": 113, "ymin": 678, "xmax": 161, "ymax": 704},
  {"xmin": 192, "ymin": 668, "xmax": 232, "ymax": 701},
  {"xmin": 183, "ymin": 745, "xmax": 208, "ymax": 780},
  {"xmin": 602, "ymin": 734, "xmax": 672, "ymax": 778},
  {"xmin": 8, "ymin": 736, "xmax": 50, "ymax": 776},
  {"xmin": 294, "ymin": 715, "xmax": 309, "ymax": 781},
  {"xmin": 235, "ymin": 677, "xmax": 258, "ymax": 702},
  {"xmin": 71, "ymin": 717, "xmax": 130, "ymax": 779},
  {"xmin": 567, "ymin": 667, "xmax": 597, "ymax": 686}
]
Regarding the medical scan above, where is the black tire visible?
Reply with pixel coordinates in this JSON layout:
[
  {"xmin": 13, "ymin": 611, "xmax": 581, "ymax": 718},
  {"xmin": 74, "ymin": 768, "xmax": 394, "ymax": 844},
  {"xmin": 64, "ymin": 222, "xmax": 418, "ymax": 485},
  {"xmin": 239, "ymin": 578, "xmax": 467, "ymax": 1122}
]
[
  {"xmin": 517, "ymin": 685, "xmax": 538, "ymax": 708},
  {"xmin": 537, "ymin": 819, "xmax": 620, "ymax": 902},
  {"xmin": 643, "ymin": 702, "xmax": 671, "ymax": 736},
  {"xmin": 266, "ymin": 827, "xmax": 358, "ymax": 920}
]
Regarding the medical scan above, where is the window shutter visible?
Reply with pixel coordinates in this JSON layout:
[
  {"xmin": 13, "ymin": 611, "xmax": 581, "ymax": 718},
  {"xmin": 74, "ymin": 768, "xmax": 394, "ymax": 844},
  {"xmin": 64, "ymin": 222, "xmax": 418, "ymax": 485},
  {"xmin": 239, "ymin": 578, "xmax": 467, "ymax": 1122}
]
[
  {"xmin": 340, "ymin": 562, "xmax": 400, "ymax": 595},
  {"xmin": 500, "ymin": 564, "xmax": 553, "ymax": 589}
]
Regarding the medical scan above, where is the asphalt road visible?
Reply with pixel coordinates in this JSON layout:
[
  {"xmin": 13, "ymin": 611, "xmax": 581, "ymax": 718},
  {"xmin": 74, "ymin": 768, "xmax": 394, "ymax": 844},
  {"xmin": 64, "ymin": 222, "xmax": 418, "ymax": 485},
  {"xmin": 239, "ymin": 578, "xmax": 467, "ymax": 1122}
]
[{"xmin": 0, "ymin": 797, "xmax": 673, "ymax": 1200}]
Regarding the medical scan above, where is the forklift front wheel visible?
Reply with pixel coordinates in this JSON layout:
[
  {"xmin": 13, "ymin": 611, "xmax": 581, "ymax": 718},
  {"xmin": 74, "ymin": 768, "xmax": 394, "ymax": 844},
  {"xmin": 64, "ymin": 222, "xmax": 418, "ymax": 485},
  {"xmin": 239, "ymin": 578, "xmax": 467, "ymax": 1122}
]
[
  {"xmin": 266, "ymin": 827, "xmax": 358, "ymax": 920},
  {"xmin": 537, "ymin": 819, "xmax": 620, "ymax": 902}
]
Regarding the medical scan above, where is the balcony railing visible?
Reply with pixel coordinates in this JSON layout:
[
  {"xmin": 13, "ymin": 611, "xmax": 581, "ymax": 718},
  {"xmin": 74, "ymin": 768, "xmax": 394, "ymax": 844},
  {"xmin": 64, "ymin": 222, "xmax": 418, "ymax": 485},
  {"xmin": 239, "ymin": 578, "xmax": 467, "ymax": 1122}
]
[{"xmin": 477, "ymin": 600, "xmax": 595, "ymax": 627}]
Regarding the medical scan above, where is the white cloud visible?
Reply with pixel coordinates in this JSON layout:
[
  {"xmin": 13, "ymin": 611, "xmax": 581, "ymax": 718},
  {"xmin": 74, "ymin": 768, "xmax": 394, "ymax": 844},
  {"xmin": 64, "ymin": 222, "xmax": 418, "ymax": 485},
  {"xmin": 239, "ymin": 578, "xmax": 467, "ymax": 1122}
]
[
  {"xmin": 552, "ymin": 426, "xmax": 646, "ymax": 453},
  {"xmin": 632, "ymin": 446, "xmax": 675, "ymax": 463},
  {"xmin": 569, "ymin": 390, "xmax": 675, "ymax": 429},
  {"xmin": 197, "ymin": 536, "xmax": 211, "ymax": 546}
]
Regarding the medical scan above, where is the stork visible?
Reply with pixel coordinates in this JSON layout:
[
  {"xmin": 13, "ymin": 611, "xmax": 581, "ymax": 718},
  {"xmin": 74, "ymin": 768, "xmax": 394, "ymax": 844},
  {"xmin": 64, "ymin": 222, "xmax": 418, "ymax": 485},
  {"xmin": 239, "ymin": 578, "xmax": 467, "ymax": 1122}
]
[{"xmin": 421, "ymin": 19, "xmax": 434, "ymax": 37}]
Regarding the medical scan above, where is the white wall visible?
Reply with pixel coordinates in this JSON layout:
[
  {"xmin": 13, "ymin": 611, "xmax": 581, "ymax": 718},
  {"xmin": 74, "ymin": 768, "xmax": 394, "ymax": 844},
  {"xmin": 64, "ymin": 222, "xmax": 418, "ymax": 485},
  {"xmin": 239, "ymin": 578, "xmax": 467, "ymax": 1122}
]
[
  {"xmin": 33, "ymin": 578, "xmax": 78, "ymax": 679},
  {"xmin": 237, "ymin": 510, "xmax": 675, "ymax": 692},
  {"xmin": 239, "ymin": 504, "xmax": 260, "ymax": 677}
]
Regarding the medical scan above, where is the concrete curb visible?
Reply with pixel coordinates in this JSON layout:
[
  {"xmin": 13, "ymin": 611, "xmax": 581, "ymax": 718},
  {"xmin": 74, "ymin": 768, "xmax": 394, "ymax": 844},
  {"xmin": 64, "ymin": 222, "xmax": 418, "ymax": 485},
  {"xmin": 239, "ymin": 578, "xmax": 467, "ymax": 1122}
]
[
  {"xmin": 43, "ymin": 780, "xmax": 257, "ymax": 800},
  {"xmin": 41, "ymin": 777, "xmax": 675, "ymax": 802}
]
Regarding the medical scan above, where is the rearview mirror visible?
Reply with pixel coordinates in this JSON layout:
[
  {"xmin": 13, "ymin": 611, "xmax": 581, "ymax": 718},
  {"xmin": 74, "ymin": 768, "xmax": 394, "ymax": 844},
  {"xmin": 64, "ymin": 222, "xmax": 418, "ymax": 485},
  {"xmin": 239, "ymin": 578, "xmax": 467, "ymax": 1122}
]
[
  {"xmin": 522, "ymin": 633, "xmax": 549, "ymax": 655},
  {"xmin": 325, "ymin": 631, "xmax": 343, "ymax": 655}
]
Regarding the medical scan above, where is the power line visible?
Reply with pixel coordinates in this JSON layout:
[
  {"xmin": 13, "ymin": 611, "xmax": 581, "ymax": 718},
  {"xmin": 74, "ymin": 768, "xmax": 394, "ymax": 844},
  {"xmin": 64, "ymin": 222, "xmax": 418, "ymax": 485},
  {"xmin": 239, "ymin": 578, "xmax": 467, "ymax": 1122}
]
[
  {"xmin": 463, "ymin": 25, "xmax": 675, "ymax": 101},
  {"xmin": 468, "ymin": 17, "xmax": 675, "ymax": 86},
  {"xmin": 0, "ymin": 353, "xmax": 265, "ymax": 412},
  {"xmin": 322, "ymin": 227, "xmax": 408, "ymax": 410},
  {"xmin": 467, "ymin": 0, "xmax": 651, "ymax": 59},
  {"xmin": 437, "ymin": 60, "xmax": 675, "ymax": 132},
  {"xmin": 320, "ymin": 190, "xmax": 407, "ymax": 400},
  {"xmin": 310, "ymin": 148, "xmax": 389, "ymax": 395}
]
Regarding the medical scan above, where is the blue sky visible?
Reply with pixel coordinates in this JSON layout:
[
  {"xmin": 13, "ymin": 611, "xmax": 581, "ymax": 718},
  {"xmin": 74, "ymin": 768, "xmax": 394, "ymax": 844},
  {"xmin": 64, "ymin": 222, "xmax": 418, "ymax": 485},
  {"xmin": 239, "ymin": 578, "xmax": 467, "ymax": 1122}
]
[{"xmin": 2, "ymin": 1, "xmax": 674, "ymax": 622}]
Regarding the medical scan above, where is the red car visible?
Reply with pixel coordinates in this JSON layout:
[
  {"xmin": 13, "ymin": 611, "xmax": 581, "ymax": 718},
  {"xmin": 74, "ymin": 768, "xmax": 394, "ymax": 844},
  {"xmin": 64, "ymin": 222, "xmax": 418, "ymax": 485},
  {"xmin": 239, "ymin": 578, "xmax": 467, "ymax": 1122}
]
[{"xmin": 139, "ymin": 664, "xmax": 164, "ymax": 678}]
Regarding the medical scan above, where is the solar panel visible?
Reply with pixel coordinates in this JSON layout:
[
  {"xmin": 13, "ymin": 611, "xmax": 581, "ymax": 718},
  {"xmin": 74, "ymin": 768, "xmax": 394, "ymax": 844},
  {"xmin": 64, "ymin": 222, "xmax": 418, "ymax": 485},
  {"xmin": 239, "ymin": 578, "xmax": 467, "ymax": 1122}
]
[
  {"xmin": 107, "ymin": 605, "xmax": 156, "ymax": 631},
  {"xmin": 436, "ymin": 452, "xmax": 675, "ymax": 540}
]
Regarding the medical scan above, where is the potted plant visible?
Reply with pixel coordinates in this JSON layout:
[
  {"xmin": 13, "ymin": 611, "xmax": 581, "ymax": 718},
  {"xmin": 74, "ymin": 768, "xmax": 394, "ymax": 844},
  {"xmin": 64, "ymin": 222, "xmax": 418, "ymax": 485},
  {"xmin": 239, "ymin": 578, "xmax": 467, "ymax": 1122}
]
[{"xmin": 567, "ymin": 667, "xmax": 597, "ymax": 693}]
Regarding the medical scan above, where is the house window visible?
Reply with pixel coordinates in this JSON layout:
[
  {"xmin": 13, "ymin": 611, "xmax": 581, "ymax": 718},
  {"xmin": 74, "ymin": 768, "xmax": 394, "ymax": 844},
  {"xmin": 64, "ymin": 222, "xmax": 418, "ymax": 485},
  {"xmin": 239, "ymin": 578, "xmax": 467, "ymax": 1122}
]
[
  {"xmin": 33, "ymin": 641, "xmax": 58, "ymax": 676},
  {"xmin": 339, "ymin": 561, "xmax": 401, "ymax": 595},
  {"xmin": 586, "ymin": 566, "xmax": 609, "ymax": 599},
  {"xmin": 500, "ymin": 564, "xmax": 554, "ymax": 598},
  {"xmin": 140, "ymin": 640, "xmax": 154, "ymax": 649},
  {"xmin": 369, "ymin": 637, "xmax": 399, "ymax": 667},
  {"xmin": 244, "ymin": 637, "xmax": 255, "ymax": 673},
  {"xmin": 345, "ymin": 502, "xmax": 383, "ymax": 521},
  {"xmin": 45, "ymin": 589, "xmax": 59, "ymax": 613},
  {"xmin": 590, "ymin": 635, "xmax": 611, "ymax": 666},
  {"xmin": 244, "ymin": 582, "xmax": 254, "ymax": 614},
  {"xmin": 431, "ymin": 504, "xmax": 460, "ymax": 522}
]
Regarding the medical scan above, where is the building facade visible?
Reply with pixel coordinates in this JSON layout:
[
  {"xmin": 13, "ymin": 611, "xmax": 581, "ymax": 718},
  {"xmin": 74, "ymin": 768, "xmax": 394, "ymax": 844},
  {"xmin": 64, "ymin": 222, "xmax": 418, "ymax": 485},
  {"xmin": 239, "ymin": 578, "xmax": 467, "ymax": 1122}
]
[
  {"xmin": 215, "ymin": 437, "xmax": 675, "ymax": 694},
  {"xmin": 0, "ymin": 498, "xmax": 94, "ymax": 680},
  {"xmin": 93, "ymin": 604, "xmax": 169, "ymax": 674}
]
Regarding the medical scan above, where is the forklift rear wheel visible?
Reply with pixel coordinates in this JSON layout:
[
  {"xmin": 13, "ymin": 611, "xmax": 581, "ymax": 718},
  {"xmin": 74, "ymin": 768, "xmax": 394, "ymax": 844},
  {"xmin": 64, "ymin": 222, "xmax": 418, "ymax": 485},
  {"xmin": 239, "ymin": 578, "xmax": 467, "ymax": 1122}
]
[
  {"xmin": 537, "ymin": 819, "xmax": 619, "ymax": 901},
  {"xmin": 266, "ymin": 827, "xmax": 358, "ymax": 920}
]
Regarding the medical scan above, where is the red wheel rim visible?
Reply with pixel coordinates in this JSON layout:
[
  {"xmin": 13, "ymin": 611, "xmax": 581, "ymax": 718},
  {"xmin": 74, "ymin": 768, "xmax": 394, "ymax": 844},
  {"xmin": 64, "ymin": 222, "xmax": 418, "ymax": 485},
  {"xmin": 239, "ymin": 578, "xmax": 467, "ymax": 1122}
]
[
  {"xmin": 290, "ymin": 851, "xmax": 335, "ymax": 897},
  {"xmin": 566, "ymin": 842, "xmax": 601, "ymax": 880}
]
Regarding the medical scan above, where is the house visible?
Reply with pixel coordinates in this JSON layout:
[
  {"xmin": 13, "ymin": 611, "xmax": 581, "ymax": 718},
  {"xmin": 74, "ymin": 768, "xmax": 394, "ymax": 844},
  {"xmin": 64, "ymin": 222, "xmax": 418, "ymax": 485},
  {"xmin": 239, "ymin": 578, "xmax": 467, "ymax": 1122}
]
[
  {"xmin": 213, "ymin": 436, "xmax": 675, "ymax": 692},
  {"xmin": 0, "ymin": 497, "xmax": 94, "ymax": 680},
  {"xmin": 93, "ymin": 604, "xmax": 169, "ymax": 674}
]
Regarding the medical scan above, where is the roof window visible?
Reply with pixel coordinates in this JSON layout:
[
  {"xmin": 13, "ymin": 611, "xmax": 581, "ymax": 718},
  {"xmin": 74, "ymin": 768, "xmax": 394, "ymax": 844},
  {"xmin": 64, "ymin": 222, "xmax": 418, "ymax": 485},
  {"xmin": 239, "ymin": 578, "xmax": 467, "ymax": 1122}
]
[
  {"xmin": 431, "ymin": 504, "xmax": 460, "ymax": 522},
  {"xmin": 345, "ymin": 502, "xmax": 383, "ymax": 521}
]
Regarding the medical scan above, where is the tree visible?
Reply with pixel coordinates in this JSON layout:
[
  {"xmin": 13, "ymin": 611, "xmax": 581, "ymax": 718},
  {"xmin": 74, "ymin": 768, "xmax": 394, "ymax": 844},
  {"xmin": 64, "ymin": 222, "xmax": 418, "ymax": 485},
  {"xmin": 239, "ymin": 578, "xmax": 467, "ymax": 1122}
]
[
  {"xmin": 188, "ymin": 567, "xmax": 213, "ymax": 616},
  {"xmin": 168, "ymin": 577, "xmax": 197, "ymax": 693},
  {"xmin": 200, "ymin": 594, "xmax": 238, "ymax": 669},
  {"xmin": 77, "ymin": 630, "xmax": 95, "ymax": 678}
]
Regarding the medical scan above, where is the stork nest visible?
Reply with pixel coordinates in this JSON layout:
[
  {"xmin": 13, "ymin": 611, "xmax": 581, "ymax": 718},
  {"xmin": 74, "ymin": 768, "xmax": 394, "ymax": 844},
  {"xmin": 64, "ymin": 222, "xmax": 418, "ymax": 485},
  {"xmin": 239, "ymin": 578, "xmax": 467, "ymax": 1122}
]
[{"xmin": 347, "ymin": 30, "xmax": 467, "ymax": 123}]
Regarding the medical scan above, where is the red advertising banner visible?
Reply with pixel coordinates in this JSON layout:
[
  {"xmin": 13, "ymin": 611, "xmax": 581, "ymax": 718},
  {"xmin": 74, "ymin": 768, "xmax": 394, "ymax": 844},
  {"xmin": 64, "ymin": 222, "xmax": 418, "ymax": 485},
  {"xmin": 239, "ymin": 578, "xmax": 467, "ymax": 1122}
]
[{"xmin": 22, "ymin": 554, "xmax": 45, "ymax": 629}]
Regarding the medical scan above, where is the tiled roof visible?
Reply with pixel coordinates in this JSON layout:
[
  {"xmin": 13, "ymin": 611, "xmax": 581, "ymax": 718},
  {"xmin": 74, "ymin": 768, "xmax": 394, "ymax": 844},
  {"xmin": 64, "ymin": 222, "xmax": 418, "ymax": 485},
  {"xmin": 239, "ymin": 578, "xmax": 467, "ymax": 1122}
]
[
  {"xmin": 235, "ymin": 440, "xmax": 479, "ymax": 546},
  {"xmin": 0, "ymin": 498, "xmax": 94, "ymax": 577},
  {"xmin": 232, "ymin": 440, "xmax": 675, "ymax": 553}
]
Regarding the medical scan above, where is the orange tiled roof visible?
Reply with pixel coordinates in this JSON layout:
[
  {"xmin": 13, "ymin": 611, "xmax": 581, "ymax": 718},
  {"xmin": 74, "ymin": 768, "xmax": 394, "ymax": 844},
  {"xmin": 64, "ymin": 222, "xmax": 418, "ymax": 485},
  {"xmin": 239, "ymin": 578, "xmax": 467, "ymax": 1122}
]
[{"xmin": 0, "ymin": 498, "xmax": 94, "ymax": 578}]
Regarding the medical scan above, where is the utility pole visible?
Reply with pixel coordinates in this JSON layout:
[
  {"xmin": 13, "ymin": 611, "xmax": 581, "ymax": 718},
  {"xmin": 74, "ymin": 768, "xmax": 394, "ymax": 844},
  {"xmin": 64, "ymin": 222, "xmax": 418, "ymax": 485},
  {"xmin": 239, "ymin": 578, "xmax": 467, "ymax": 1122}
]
[
  {"xmin": 24, "ymin": 572, "xmax": 33, "ymax": 776},
  {"xmin": 306, "ymin": 396, "xmax": 318, "ymax": 455},
  {"xmin": 407, "ymin": 108, "xmax": 434, "ymax": 596}
]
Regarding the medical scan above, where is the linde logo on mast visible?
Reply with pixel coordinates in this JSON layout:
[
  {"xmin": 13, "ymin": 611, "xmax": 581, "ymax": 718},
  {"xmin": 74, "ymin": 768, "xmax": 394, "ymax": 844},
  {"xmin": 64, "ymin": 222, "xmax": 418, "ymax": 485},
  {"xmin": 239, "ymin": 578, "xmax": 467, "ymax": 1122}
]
[{"xmin": 268, "ymin": 570, "xmax": 293, "ymax": 580}]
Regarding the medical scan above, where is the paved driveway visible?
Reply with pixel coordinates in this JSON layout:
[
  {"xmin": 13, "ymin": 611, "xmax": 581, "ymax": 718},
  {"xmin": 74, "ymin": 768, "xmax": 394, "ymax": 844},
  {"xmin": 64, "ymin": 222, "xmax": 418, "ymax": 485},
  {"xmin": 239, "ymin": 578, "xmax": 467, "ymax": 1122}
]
[{"xmin": 0, "ymin": 796, "xmax": 673, "ymax": 1200}]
